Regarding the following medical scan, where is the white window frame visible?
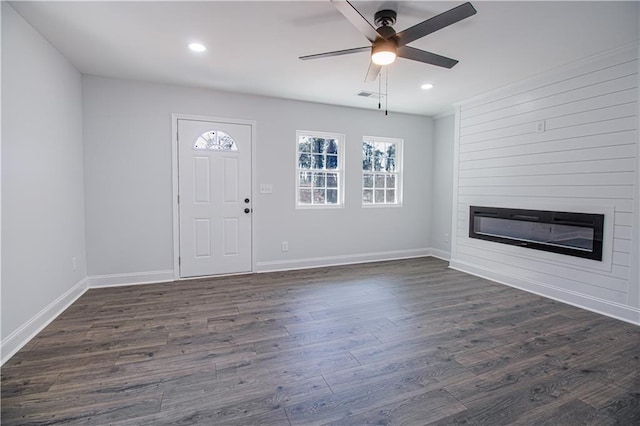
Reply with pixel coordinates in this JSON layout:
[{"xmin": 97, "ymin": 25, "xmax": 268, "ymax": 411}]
[
  {"xmin": 295, "ymin": 130, "xmax": 345, "ymax": 209},
  {"xmin": 362, "ymin": 135, "xmax": 403, "ymax": 207}
]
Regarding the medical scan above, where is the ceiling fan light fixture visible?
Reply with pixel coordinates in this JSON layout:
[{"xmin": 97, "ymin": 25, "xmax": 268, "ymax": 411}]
[{"xmin": 371, "ymin": 40, "xmax": 397, "ymax": 65}]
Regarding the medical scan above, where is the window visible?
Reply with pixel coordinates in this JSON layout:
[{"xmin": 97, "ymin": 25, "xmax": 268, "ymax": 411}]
[
  {"xmin": 296, "ymin": 130, "xmax": 344, "ymax": 207},
  {"xmin": 194, "ymin": 130, "xmax": 238, "ymax": 151},
  {"xmin": 362, "ymin": 136, "xmax": 402, "ymax": 206}
]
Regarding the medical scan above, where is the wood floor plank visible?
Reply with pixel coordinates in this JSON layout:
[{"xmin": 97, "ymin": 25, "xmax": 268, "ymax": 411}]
[
  {"xmin": 2, "ymin": 257, "xmax": 638, "ymax": 425},
  {"xmin": 326, "ymin": 388, "xmax": 467, "ymax": 425}
]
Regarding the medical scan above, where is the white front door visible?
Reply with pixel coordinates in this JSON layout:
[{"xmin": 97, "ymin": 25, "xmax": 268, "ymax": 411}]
[{"xmin": 177, "ymin": 118, "xmax": 252, "ymax": 278}]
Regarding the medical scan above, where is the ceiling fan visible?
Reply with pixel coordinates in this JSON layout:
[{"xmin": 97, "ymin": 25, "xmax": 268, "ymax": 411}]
[{"xmin": 300, "ymin": 0, "xmax": 477, "ymax": 82}]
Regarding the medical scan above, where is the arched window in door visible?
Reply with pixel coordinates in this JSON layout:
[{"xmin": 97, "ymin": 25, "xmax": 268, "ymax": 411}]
[{"xmin": 194, "ymin": 130, "xmax": 238, "ymax": 151}]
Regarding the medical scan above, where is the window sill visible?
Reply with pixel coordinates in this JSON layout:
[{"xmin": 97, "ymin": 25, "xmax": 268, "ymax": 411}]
[{"xmin": 362, "ymin": 203, "xmax": 403, "ymax": 208}]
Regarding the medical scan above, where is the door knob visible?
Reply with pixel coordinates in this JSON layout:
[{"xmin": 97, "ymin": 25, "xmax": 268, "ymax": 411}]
[
  {"xmin": 244, "ymin": 208, "xmax": 251, "ymax": 214},
  {"xmin": 244, "ymin": 198, "xmax": 250, "ymax": 204}
]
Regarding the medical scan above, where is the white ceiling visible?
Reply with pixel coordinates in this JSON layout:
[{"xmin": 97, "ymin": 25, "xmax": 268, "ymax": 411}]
[{"xmin": 10, "ymin": 1, "xmax": 639, "ymax": 116}]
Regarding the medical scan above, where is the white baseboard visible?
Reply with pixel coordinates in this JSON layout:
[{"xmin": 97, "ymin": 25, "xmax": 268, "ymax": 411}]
[
  {"xmin": 429, "ymin": 248, "xmax": 451, "ymax": 261},
  {"xmin": 450, "ymin": 259, "xmax": 640, "ymax": 326},
  {"xmin": 88, "ymin": 270, "xmax": 174, "ymax": 288},
  {"xmin": 1, "ymin": 278, "xmax": 88, "ymax": 365},
  {"xmin": 255, "ymin": 248, "xmax": 431, "ymax": 273}
]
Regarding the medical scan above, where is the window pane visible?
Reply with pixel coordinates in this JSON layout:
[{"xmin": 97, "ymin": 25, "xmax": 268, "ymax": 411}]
[
  {"xmin": 362, "ymin": 142, "xmax": 374, "ymax": 171},
  {"xmin": 299, "ymin": 189, "xmax": 312, "ymax": 204},
  {"xmin": 312, "ymin": 154, "xmax": 324, "ymax": 169},
  {"xmin": 373, "ymin": 149, "xmax": 385, "ymax": 171},
  {"xmin": 299, "ymin": 172, "xmax": 312, "ymax": 187},
  {"xmin": 386, "ymin": 157, "xmax": 396, "ymax": 172},
  {"xmin": 313, "ymin": 172, "xmax": 326, "ymax": 188},
  {"xmin": 326, "ymin": 155, "xmax": 338, "ymax": 169},
  {"xmin": 375, "ymin": 189, "xmax": 385, "ymax": 203},
  {"xmin": 311, "ymin": 138, "xmax": 326, "ymax": 154},
  {"xmin": 327, "ymin": 189, "xmax": 338, "ymax": 204},
  {"xmin": 363, "ymin": 189, "xmax": 373, "ymax": 203},
  {"xmin": 313, "ymin": 189, "xmax": 326, "ymax": 204},
  {"xmin": 386, "ymin": 189, "xmax": 395, "ymax": 203},
  {"xmin": 386, "ymin": 174, "xmax": 395, "ymax": 188},
  {"xmin": 326, "ymin": 139, "xmax": 338, "ymax": 154},
  {"xmin": 326, "ymin": 173, "xmax": 338, "ymax": 188},
  {"xmin": 363, "ymin": 174, "xmax": 373, "ymax": 188},
  {"xmin": 386, "ymin": 143, "xmax": 396, "ymax": 159},
  {"xmin": 298, "ymin": 138, "xmax": 311, "ymax": 153},
  {"xmin": 375, "ymin": 174, "xmax": 385, "ymax": 188},
  {"xmin": 298, "ymin": 154, "xmax": 311, "ymax": 169}
]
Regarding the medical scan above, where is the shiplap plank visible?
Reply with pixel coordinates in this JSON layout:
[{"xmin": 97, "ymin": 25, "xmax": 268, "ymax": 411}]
[
  {"xmin": 460, "ymin": 126, "xmax": 636, "ymax": 154},
  {"xmin": 458, "ymin": 172, "xmax": 635, "ymax": 188},
  {"xmin": 613, "ymin": 251, "xmax": 631, "ymax": 266},
  {"xmin": 459, "ymin": 144, "xmax": 635, "ymax": 170},
  {"xmin": 460, "ymin": 113, "xmax": 636, "ymax": 145},
  {"xmin": 461, "ymin": 85, "xmax": 638, "ymax": 133},
  {"xmin": 614, "ymin": 211, "xmax": 634, "ymax": 227},
  {"xmin": 457, "ymin": 197, "xmax": 633, "ymax": 213},
  {"xmin": 459, "ymin": 244, "xmax": 628, "ymax": 297},
  {"xmin": 461, "ymin": 72, "xmax": 637, "ymax": 127},
  {"xmin": 546, "ymin": 102, "xmax": 638, "ymax": 131},
  {"xmin": 460, "ymin": 47, "xmax": 637, "ymax": 116},
  {"xmin": 459, "ymin": 131, "xmax": 636, "ymax": 162},
  {"xmin": 458, "ymin": 158, "xmax": 636, "ymax": 178},
  {"xmin": 614, "ymin": 238, "xmax": 632, "ymax": 253},
  {"xmin": 455, "ymin": 238, "xmax": 630, "ymax": 283},
  {"xmin": 614, "ymin": 225, "xmax": 633, "ymax": 240}
]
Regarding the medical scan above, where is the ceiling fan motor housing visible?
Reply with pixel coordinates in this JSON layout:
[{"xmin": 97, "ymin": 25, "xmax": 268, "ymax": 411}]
[{"xmin": 374, "ymin": 9, "xmax": 397, "ymax": 28}]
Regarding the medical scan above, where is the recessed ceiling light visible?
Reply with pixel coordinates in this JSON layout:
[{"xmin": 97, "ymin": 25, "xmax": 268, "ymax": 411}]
[
  {"xmin": 188, "ymin": 42, "xmax": 206, "ymax": 53},
  {"xmin": 421, "ymin": 83, "xmax": 434, "ymax": 90}
]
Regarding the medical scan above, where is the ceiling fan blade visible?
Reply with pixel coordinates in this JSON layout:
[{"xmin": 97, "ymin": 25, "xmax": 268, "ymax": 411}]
[
  {"xmin": 398, "ymin": 46, "xmax": 458, "ymax": 68},
  {"xmin": 396, "ymin": 2, "xmax": 476, "ymax": 47},
  {"xmin": 331, "ymin": 0, "xmax": 382, "ymax": 43},
  {"xmin": 365, "ymin": 61, "xmax": 382, "ymax": 82},
  {"xmin": 299, "ymin": 46, "xmax": 370, "ymax": 61}
]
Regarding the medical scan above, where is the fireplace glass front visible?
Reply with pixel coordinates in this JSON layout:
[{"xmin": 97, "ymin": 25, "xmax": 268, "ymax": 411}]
[{"xmin": 469, "ymin": 206, "xmax": 604, "ymax": 261}]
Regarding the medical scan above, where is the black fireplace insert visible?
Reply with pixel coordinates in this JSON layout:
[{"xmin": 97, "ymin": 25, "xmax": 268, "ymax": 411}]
[{"xmin": 469, "ymin": 206, "xmax": 604, "ymax": 261}]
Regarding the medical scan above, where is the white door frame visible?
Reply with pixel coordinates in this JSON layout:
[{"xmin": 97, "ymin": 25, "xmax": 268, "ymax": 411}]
[{"xmin": 171, "ymin": 113, "xmax": 257, "ymax": 280}]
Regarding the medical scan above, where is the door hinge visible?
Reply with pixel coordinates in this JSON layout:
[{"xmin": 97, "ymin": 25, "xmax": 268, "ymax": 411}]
[
  {"xmin": 178, "ymin": 256, "xmax": 181, "ymax": 266},
  {"xmin": 177, "ymin": 194, "xmax": 180, "ymax": 204}
]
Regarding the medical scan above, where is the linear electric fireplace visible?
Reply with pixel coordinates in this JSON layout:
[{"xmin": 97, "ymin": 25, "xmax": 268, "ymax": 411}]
[{"xmin": 469, "ymin": 206, "xmax": 604, "ymax": 261}]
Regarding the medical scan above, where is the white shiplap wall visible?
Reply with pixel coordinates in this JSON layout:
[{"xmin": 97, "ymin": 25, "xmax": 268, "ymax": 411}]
[{"xmin": 450, "ymin": 44, "xmax": 639, "ymax": 325}]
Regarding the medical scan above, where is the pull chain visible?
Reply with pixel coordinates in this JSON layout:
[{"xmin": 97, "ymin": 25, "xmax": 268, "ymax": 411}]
[
  {"xmin": 385, "ymin": 66, "xmax": 389, "ymax": 116},
  {"xmin": 378, "ymin": 70, "xmax": 382, "ymax": 110}
]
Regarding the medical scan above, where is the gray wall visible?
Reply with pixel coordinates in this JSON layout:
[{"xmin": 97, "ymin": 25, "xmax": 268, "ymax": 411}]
[
  {"xmin": 430, "ymin": 114, "xmax": 455, "ymax": 258},
  {"xmin": 1, "ymin": 4, "xmax": 87, "ymax": 342},
  {"xmin": 82, "ymin": 76, "xmax": 433, "ymax": 277}
]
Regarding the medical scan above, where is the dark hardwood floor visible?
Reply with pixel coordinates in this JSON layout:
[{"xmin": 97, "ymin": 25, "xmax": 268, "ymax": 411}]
[{"xmin": 2, "ymin": 257, "xmax": 639, "ymax": 425}]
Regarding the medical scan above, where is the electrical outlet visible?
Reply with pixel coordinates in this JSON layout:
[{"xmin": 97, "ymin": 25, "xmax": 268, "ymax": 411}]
[
  {"xmin": 281, "ymin": 241, "xmax": 289, "ymax": 252},
  {"xmin": 72, "ymin": 256, "xmax": 78, "ymax": 271},
  {"xmin": 535, "ymin": 120, "xmax": 546, "ymax": 133},
  {"xmin": 444, "ymin": 233, "xmax": 449, "ymax": 243}
]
